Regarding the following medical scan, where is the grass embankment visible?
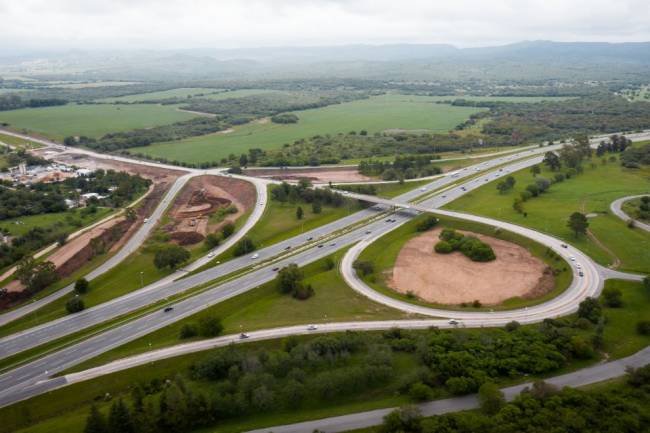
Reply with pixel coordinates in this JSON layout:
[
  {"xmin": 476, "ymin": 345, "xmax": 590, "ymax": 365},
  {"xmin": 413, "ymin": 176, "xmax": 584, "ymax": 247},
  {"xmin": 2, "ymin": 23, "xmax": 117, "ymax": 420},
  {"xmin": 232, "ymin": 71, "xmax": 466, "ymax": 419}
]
[
  {"xmin": 5, "ymin": 276, "xmax": 649, "ymax": 433},
  {"xmin": 0, "ymin": 207, "xmax": 113, "ymax": 238},
  {"xmin": 446, "ymin": 155, "xmax": 650, "ymax": 273},
  {"xmin": 0, "ymin": 132, "xmax": 42, "ymax": 149},
  {"xmin": 129, "ymin": 94, "xmax": 485, "ymax": 164},
  {"xmin": 622, "ymin": 196, "xmax": 650, "ymax": 223},
  {"xmin": 0, "ymin": 104, "xmax": 198, "ymax": 140},
  {"xmin": 357, "ymin": 215, "xmax": 572, "ymax": 311}
]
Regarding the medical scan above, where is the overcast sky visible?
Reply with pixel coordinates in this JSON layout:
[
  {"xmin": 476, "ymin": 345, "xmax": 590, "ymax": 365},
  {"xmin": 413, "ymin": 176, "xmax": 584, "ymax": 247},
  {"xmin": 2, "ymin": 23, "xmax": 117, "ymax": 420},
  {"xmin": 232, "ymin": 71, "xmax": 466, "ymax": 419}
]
[{"xmin": 2, "ymin": 0, "xmax": 649, "ymax": 50}]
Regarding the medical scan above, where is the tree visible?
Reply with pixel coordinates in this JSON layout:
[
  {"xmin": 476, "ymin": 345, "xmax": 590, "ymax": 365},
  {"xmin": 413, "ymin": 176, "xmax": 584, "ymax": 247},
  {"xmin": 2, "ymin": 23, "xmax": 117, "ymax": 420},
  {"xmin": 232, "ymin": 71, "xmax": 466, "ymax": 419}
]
[
  {"xmin": 198, "ymin": 316, "xmax": 223, "ymax": 337},
  {"xmin": 353, "ymin": 260, "xmax": 374, "ymax": 276},
  {"xmin": 602, "ymin": 287, "xmax": 623, "ymax": 308},
  {"xmin": 416, "ymin": 216, "xmax": 438, "ymax": 232},
  {"xmin": 233, "ymin": 237, "xmax": 256, "ymax": 256},
  {"xmin": 204, "ymin": 233, "xmax": 221, "ymax": 249},
  {"xmin": 478, "ymin": 382, "xmax": 505, "ymax": 415},
  {"xmin": 543, "ymin": 151, "xmax": 561, "ymax": 171},
  {"xmin": 530, "ymin": 164, "xmax": 541, "ymax": 177},
  {"xmin": 644, "ymin": 276, "xmax": 650, "ymax": 292},
  {"xmin": 276, "ymin": 264, "xmax": 304, "ymax": 294},
  {"xmin": 505, "ymin": 320, "xmax": 521, "ymax": 332},
  {"xmin": 84, "ymin": 405, "xmax": 108, "ymax": 433},
  {"xmin": 154, "ymin": 244, "xmax": 190, "ymax": 270},
  {"xmin": 636, "ymin": 320, "xmax": 650, "ymax": 335},
  {"xmin": 567, "ymin": 212, "xmax": 589, "ymax": 237},
  {"xmin": 66, "ymin": 296, "xmax": 85, "ymax": 314},
  {"xmin": 75, "ymin": 278, "xmax": 90, "ymax": 294},
  {"xmin": 108, "ymin": 398, "xmax": 134, "ymax": 433},
  {"xmin": 434, "ymin": 240, "xmax": 453, "ymax": 253},
  {"xmin": 238, "ymin": 154, "xmax": 248, "ymax": 167},
  {"xmin": 578, "ymin": 297, "xmax": 602, "ymax": 323},
  {"xmin": 15, "ymin": 257, "xmax": 59, "ymax": 294},
  {"xmin": 513, "ymin": 198, "xmax": 524, "ymax": 214},
  {"xmin": 296, "ymin": 206, "xmax": 304, "ymax": 220},
  {"xmin": 179, "ymin": 323, "xmax": 198, "ymax": 339},
  {"xmin": 380, "ymin": 406, "xmax": 422, "ymax": 433},
  {"xmin": 221, "ymin": 222, "xmax": 235, "ymax": 238},
  {"xmin": 311, "ymin": 201, "xmax": 322, "ymax": 214}
]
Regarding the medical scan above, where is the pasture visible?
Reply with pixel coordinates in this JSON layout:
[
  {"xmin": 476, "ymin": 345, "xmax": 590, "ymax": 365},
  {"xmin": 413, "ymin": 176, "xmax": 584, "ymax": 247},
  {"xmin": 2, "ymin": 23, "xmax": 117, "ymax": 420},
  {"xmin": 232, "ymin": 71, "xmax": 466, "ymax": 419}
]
[
  {"xmin": 0, "ymin": 103, "xmax": 197, "ymax": 140},
  {"xmin": 129, "ymin": 94, "xmax": 486, "ymax": 164}
]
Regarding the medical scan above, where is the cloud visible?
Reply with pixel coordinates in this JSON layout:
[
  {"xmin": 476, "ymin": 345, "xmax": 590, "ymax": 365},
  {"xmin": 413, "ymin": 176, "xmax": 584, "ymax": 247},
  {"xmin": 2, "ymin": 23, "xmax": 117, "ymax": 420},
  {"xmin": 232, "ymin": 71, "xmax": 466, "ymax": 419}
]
[{"xmin": 1, "ymin": 0, "xmax": 648, "ymax": 50}]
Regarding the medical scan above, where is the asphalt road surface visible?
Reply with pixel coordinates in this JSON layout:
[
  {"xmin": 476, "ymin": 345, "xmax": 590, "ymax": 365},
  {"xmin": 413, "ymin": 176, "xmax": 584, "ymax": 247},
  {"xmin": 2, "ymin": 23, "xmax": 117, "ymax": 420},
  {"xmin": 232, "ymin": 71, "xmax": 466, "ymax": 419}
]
[
  {"xmin": 1, "ymin": 131, "xmax": 649, "ymax": 408},
  {"xmin": 610, "ymin": 194, "xmax": 650, "ymax": 232}
]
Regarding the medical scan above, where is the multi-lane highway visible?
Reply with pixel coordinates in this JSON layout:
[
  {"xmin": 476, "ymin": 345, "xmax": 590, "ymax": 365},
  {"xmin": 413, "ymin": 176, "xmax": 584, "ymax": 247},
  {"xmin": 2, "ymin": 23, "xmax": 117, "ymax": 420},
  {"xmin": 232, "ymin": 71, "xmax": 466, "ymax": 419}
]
[{"xmin": 0, "ymin": 130, "xmax": 649, "ymax": 410}]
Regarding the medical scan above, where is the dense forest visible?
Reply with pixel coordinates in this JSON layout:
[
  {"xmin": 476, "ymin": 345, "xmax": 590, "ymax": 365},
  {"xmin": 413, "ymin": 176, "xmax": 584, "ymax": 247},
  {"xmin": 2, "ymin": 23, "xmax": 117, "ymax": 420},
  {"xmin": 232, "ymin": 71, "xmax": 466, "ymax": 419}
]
[{"xmin": 0, "ymin": 95, "xmax": 67, "ymax": 112}]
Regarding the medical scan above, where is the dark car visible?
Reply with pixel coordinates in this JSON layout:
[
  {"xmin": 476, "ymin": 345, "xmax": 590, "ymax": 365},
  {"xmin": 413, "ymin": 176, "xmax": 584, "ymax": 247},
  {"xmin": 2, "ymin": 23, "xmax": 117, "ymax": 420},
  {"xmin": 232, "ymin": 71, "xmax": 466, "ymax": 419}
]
[{"xmin": 163, "ymin": 307, "xmax": 174, "ymax": 313}]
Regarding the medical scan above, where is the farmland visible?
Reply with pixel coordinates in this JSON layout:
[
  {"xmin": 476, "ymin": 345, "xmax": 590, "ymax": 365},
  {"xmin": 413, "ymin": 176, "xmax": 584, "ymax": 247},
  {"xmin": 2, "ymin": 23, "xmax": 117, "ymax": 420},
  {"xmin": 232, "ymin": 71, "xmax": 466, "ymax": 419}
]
[
  {"xmin": 0, "ymin": 103, "xmax": 198, "ymax": 140},
  {"xmin": 128, "ymin": 94, "xmax": 486, "ymax": 164}
]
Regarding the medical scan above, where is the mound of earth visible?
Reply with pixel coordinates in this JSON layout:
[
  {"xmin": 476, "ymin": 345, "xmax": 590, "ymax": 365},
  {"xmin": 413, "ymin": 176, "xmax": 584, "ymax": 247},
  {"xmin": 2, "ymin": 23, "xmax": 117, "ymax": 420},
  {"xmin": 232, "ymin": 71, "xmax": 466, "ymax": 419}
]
[
  {"xmin": 388, "ymin": 228, "xmax": 554, "ymax": 305},
  {"xmin": 166, "ymin": 175, "xmax": 255, "ymax": 245}
]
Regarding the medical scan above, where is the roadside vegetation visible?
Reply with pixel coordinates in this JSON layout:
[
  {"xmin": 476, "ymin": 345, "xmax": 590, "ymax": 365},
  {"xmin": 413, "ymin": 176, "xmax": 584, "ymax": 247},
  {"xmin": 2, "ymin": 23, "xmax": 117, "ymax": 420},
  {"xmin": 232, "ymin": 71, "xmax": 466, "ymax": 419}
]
[
  {"xmin": 5, "ymin": 275, "xmax": 650, "ymax": 433},
  {"xmin": 623, "ymin": 195, "xmax": 650, "ymax": 223},
  {"xmin": 446, "ymin": 139, "xmax": 650, "ymax": 273}
]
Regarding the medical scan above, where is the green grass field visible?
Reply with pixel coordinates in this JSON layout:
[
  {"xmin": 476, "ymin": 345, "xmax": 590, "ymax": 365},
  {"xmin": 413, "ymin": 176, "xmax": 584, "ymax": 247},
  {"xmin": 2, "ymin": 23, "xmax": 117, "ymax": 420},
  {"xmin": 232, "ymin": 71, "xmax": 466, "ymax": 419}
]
[
  {"xmin": 446, "ymin": 156, "xmax": 650, "ymax": 273},
  {"xmin": 128, "ymin": 94, "xmax": 486, "ymax": 164},
  {"xmin": 0, "ymin": 208, "xmax": 113, "ymax": 237},
  {"xmin": 0, "ymin": 104, "xmax": 197, "ymax": 140},
  {"xmin": 97, "ymin": 87, "xmax": 222, "ymax": 102},
  {"xmin": 0, "ymin": 132, "xmax": 42, "ymax": 149}
]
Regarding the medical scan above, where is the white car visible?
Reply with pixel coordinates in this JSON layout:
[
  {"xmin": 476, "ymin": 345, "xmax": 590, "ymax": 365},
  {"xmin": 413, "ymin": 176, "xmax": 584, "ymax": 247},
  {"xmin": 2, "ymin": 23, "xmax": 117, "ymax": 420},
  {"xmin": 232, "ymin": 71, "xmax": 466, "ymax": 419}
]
[
  {"xmin": 207, "ymin": 252, "xmax": 215, "ymax": 258},
  {"xmin": 448, "ymin": 319, "xmax": 459, "ymax": 325},
  {"xmin": 570, "ymin": 256, "xmax": 576, "ymax": 261},
  {"xmin": 143, "ymin": 218, "xmax": 149, "ymax": 223},
  {"xmin": 307, "ymin": 324, "xmax": 318, "ymax": 331},
  {"xmin": 251, "ymin": 253, "xmax": 259, "ymax": 259}
]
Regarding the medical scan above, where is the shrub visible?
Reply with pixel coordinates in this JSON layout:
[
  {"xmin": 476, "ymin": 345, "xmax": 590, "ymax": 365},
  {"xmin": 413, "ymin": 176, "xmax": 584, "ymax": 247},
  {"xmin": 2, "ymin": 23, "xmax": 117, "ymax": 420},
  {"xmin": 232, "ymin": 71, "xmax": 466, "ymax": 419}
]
[
  {"xmin": 75, "ymin": 278, "xmax": 90, "ymax": 294},
  {"xmin": 154, "ymin": 244, "xmax": 190, "ymax": 270},
  {"xmin": 636, "ymin": 320, "xmax": 650, "ymax": 335},
  {"xmin": 198, "ymin": 317, "xmax": 223, "ymax": 337},
  {"xmin": 233, "ymin": 237, "xmax": 256, "ymax": 256},
  {"xmin": 204, "ymin": 233, "xmax": 221, "ymax": 249},
  {"xmin": 353, "ymin": 260, "xmax": 375, "ymax": 276},
  {"xmin": 66, "ymin": 296, "xmax": 85, "ymax": 314},
  {"xmin": 416, "ymin": 216, "xmax": 438, "ymax": 232},
  {"xmin": 434, "ymin": 240, "xmax": 453, "ymax": 253},
  {"xmin": 505, "ymin": 321, "xmax": 521, "ymax": 332},
  {"xmin": 602, "ymin": 287, "xmax": 623, "ymax": 308},
  {"xmin": 180, "ymin": 323, "xmax": 198, "ymax": 339},
  {"xmin": 221, "ymin": 222, "xmax": 235, "ymax": 238},
  {"xmin": 409, "ymin": 382, "xmax": 433, "ymax": 401}
]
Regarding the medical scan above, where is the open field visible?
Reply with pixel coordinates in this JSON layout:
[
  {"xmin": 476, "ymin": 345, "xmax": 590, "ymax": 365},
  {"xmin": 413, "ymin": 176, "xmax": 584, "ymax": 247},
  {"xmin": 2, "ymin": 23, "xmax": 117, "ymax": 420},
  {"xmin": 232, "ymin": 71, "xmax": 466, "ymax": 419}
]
[
  {"xmin": 446, "ymin": 155, "xmax": 650, "ymax": 273},
  {"xmin": 97, "ymin": 87, "xmax": 223, "ymax": 102},
  {"xmin": 0, "ymin": 208, "xmax": 113, "ymax": 237},
  {"xmin": 390, "ymin": 228, "xmax": 551, "ymax": 305},
  {"xmin": 357, "ymin": 215, "xmax": 572, "ymax": 310},
  {"xmin": 129, "ymin": 94, "xmax": 486, "ymax": 164},
  {"xmin": 0, "ymin": 104, "xmax": 198, "ymax": 140},
  {"xmin": 0, "ymin": 132, "xmax": 43, "ymax": 149}
]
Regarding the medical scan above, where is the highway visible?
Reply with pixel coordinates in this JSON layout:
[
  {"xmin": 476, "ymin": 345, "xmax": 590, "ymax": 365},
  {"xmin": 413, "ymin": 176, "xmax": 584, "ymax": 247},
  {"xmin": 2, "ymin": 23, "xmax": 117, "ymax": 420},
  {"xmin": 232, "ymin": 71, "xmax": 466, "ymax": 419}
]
[
  {"xmin": 610, "ymin": 194, "xmax": 650, "ymax": 232},
  {"xmin": 0, "ymin": 136, "xmax": 569, "ymax": 359},
  {"xmin": 0, "ymin": 130, "xmax": 648, "ymax": 409}
]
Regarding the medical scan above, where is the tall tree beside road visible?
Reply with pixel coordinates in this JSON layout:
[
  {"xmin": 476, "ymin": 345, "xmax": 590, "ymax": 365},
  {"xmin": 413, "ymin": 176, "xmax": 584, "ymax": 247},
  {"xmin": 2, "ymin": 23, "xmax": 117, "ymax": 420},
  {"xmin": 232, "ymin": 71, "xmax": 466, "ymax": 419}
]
[{"xmin": 567, "ymin": 212, "xmax": 589, "ymax": 237}]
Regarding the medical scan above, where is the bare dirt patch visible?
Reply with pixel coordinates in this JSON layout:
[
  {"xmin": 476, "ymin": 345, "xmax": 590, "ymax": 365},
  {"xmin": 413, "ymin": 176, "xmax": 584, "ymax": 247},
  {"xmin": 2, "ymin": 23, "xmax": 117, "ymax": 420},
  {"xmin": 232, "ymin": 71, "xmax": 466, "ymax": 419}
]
[
  {"xmin": 245, "ymin": 167, "xmax": 372, "ymax": 184},
  {"xmin": 388, "ymin": 228, "xmax": 553, "ymax": 305},
  {"xmin": 165, "ymin": 175, "xmax": 255, "ymax": 245}
]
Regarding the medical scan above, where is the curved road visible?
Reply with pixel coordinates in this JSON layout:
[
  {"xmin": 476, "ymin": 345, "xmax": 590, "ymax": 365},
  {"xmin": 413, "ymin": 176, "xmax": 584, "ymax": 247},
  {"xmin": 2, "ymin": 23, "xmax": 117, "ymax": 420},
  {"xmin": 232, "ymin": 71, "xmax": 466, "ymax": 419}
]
[
  {"xmin": 0, "ymin": 131, "xmax": 649, "ymax": 409},
  {"xmin": 610, "ymin": 194, "xmax": 650, "ymax": 232}
]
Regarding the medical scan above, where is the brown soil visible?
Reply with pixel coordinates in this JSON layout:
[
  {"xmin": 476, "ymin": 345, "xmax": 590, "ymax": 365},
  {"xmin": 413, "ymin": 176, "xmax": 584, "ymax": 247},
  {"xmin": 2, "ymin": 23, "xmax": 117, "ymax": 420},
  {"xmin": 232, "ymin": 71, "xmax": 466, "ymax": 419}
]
[
  {"xmin": 388, "ymin": 228, "xmax": 554, "ymax": 305},
  {"xmin": 165, "ymin": 175, "xmax": 255, "ymax": 245},
  {"xmin": 245, "ymin": 167, "xmax": 372, "ymax": 184}
]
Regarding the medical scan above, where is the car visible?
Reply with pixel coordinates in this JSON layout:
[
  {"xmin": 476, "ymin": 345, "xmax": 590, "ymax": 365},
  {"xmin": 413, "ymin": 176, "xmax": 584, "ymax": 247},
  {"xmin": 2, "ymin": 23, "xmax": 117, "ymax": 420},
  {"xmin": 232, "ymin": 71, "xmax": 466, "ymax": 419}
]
[
  {"xmin": 207, "ymin": 252, "xmax": 215, "ymax": 258},
  {"xmin": 386, "ymin": 219, "xmax": 392, "ymax": 222},
  {"xmin": 570, "ymin": 256, "xmax": 576, "ymax": 261},
  {"xmin": 284, "ymin": 246, "xmax": 291, "ymax": 250},
  {"xmin": 143, "ymin": 218, "xmax": 149, "ymax": 223},
  {"xmin": 560, "ymin": 243, "xmax": 568, "ymax": 248},
  {"xmin": 419, "ymin": 188, "xmax": 426, "ymax": 192},
  {"xmin": 307, "ymin": 237, "xmax": 313, "ymax": 241},
  {"xmin": 441, "ymin": 195, "xmax": 446, "ymax": 198},
  {"xmin": 330, "ymin": 242, "xmax": 336, "ymax": 246},
  {"xmin": 307, "ymin": 324, "xmax": 318, "ymax": 331},
  {"xmin": 240, "ymin": 333, "xmax": 249, "ymax": 339},
  {"xmin": 365, "ymin": 230, "xmax": 372, "ymax": 234},
  {"xmin": 317, "ymin": 244, "xmax": 324, "ymax": 248},
  {"xmin": 578, "ymin": 271, "xmax": 584, "ymax": 277},
  {"xmin": 163, "ymin": 307, "xmax": 174, "ymax": 313},
  {"xmin": 251, "ymin": 253, "xmax": 259, "ymax": 259},
  {"xmin": 272, "ymin": 267, "xmax": 280, "ymax": 271},
  {"xmin": 448, "ymin": 319, "xmax": 459, "ymax": 325},
  {"xmin": 576, "ymin": 263, "xmax": 582, "ymax": 269}
]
